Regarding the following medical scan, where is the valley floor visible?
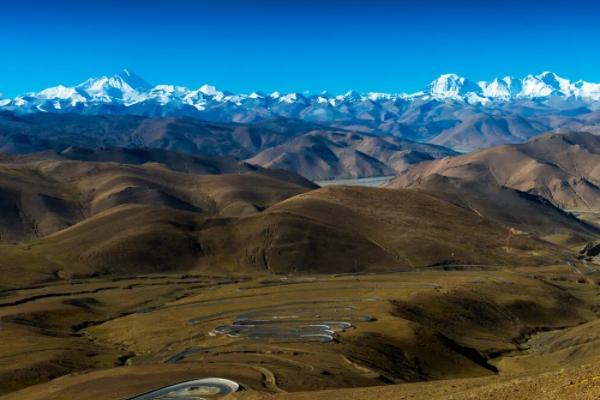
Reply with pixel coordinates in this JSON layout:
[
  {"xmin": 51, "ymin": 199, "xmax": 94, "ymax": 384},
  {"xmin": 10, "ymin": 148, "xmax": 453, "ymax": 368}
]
[
  {"xmin": 0, "ymin": 264, "xmax": 599, "ymax": 399},
  {"xmin": 315, "ymin": 175, "xmax": 395, "ymax": 188}
]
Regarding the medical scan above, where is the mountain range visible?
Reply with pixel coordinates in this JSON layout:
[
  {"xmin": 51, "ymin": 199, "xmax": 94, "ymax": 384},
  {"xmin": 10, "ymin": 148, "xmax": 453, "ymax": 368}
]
[
  {"xmin": 3, "ymin": 70, "xmax": 600, "ymax": 151},
  {"xmin": 3, "ymin": 70, "xmax": 600, "ymax": 111},
  {"xmin": 0, "ymin": 112, "xmax": 456, "ymax": 181}
]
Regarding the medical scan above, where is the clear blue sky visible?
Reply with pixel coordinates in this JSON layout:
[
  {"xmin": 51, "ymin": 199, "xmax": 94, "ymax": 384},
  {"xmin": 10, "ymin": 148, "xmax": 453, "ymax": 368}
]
[{"xmin": 1, "ymin": 0, "xmax": 600, "ymax": 97}]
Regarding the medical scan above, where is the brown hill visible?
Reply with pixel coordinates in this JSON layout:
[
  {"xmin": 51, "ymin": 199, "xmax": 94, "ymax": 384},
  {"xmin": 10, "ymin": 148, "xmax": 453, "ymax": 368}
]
[
  {"xmin": 0, "ymin": 152, "xmax": 317, "ymax": 286},
  {"xmin": 0, "ymin": 183, "xmax": 580, "ymax": 288},
  {"xmin": 429, "ymin": 113, "xmax": 545, "ymax": 151},
  {"xmin": 0, "ymin": 166, "xmax": 81, "ymax": 242},
  {"xmin": 0, "ymin": 113, "xmax": 456, "ymax": 180},
  {"xmin": 247, "ymin": 130, "xmax": 456, "ymax": 180},
  {"xmin": 57, "ymin": 146, "xmax": 257, "ymax": 174},
  {"xmin": 0, "ymin": 149, "xmax": 593, "ymax": 287},
  {"xmin": 0, "ymin": 113, "xmax": 335, "ymax": 160},
  {"xmin": 398, "ymin": 174, "xmax": 599, "ymax": 245},
  {"xmin": 195, "ymin": 186, "xmax": 574, "ymax": 274},
  {"xmin": 0, "ymin": 148, "xmax": 315, "ymax": 243},
  {"xmin": 389, "ymin": 131, "xmax": 600, "ymax": 211}
]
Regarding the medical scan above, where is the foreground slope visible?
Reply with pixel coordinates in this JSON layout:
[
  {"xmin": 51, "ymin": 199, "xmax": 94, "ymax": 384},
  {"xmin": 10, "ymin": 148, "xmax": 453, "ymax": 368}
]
[
  {"xmin": 0, "ymin": 148, "xmax": 599, "ymax": 399},
  {"xmin": 0, "ymin": 269, "xmax": 597, "ymax": 400},
  {"xmin": 0, "ymin": 180, "xmax": 587, "ymax": 287},
  {"xmin": 197, "ymin": 186, "xmax": 576, "ymax": 274},
  {"xmin": 0, "ymin": 148, "xmax": 314, "ymax": 242},
  {"xmin": 1, "ymin": 185, "xmax": 575, "ymax": 287},
  {"xmin": 0, "ymin": 147, "xmax": 596, "ymax": 288},
  {"xmin": 0, "ymin": 149, "xmax": 317, "ymax": 286}
]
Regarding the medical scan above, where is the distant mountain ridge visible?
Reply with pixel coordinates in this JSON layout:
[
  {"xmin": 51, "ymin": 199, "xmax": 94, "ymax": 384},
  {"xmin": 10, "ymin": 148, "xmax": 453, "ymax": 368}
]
[
  {"xmin": 3, "ymin": 71, "xmax": 600, "ymax": 113},
  {"xmin": 247, "ymin": 130, "xmax": 456, "ymax": 180},
  {"xmin": 2, "ymin": 70, "xmax": 600, "ymax": 151},
  {"xmin": 426, "ymin": 72, "xmax": 600, "ymax": 103},
  {"xmin": 0, "ymin": 112, "xmax": 455, "ymax": 181}
]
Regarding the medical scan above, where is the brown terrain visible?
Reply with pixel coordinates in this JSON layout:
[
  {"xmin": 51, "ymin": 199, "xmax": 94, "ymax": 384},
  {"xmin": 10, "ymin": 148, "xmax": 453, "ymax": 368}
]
[
  {"xmin": 247, "ymin": 130, "xmax": 456, "ymax": 181},
  {"xmin": 0, "ymin": 112, "xmax": 455, "ymax": 181},
  {"xmin": 0, "ymin": 134, "xmax": 598, "ymax": 400},
  {"xmin": 390, "ymin": 131, "xmax": 600, "ymax": 211},
  {"xmin": 0, "ymin": 146, "xmax": 593, "ymax": 287}
]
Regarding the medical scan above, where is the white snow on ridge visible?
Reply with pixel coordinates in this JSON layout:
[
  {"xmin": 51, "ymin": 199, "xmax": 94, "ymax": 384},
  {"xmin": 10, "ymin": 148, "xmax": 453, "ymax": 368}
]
[
  {"xmin": 38, "ymin": 85, "xmax": 78, "ymax": 100},
  {"xmin": 426, "ymin": 71, "xmax": 600, "ymax": 103},
  {"xmin": 521, "ymin": 74, "xmax": 557, "ymax": 98},
  {"xmin": 75, "ymin": 75, "xmax": 144, "ymax": 104},
  {"xmin": 572, "ymin": 80, "xmax": 600, "ymax": 101},
  {"xmin": 198, "ymin": 84, "xmax": 221, "ymax": 97},
  {"xmin": 3, "ymin": 69, "xmax": 600, "ymax": 114},
  {"xmin": 279, "ymin": 93, "xmax": 304, "ymax": 104},
  {"xmin": 479, "ymin": 77, "xmax": 515, "ymax": 99},
  {"xmin": 427, "ymin": 74, "xmax": 478, "ymax": 99}
]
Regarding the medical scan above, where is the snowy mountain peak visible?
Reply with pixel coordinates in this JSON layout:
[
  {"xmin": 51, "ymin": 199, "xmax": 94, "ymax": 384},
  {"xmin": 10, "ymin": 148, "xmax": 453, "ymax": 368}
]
[
  {"xmin": 115, "ymin": 69, "xmax": 152, "ymax": 91},
  {"xmin": 479, "ymin": 76, "xmax": 521, "ymax": 99},
  {"xmin": 198, "ymin": 84, "xmax": 221, "ymax": 96},
  {"xmin": 248, "ymin": 91, "xmax": 265, "ymax": 99},
  {"xmin": 279, "ymin": 93, "xmax": 306, "ymax": 104},
  {"xmin": 37, "ymin": 85, "xmax": 79, "ymax": 100},
  {"xmin": 536, "ymin": 71, "xmax": 571, "ymax": 94},
  {"xmin": 427, "ymin": 74, "xmax": 481, "ymax": 99},
  {"xmin": 74, "ymin": 71, "xmax": 149, "ymax": 103},
  {"xmin": 536, "ymin": 71, "xmax": 563, "ymax": 80},
  {"xmin": 521, "ymin": 72, "xmax": 566, "ymax": 98},
  {"xmin": 342, "ymin": 90, "xmax": 361, "ymax": 98}
]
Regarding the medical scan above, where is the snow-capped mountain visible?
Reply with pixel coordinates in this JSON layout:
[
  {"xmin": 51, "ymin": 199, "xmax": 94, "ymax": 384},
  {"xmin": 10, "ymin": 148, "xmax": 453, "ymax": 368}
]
[
  {"xmin": 4, "ymin": 70, "xmax": 600, "ymax": 116},
  {"xmin": 424, "ymin": 71, "xmax": 600, "ymax": 103},
  {"xmin": 3, "ymin": 70, "xmax": 600, "ymax": 152},
  {"xmin": 74, "ymin": 68, "xmax": 150, "ymax": 103},
  {"xmin": 427, "ymin": 74, "xmax": 481, "ymax": 99}
]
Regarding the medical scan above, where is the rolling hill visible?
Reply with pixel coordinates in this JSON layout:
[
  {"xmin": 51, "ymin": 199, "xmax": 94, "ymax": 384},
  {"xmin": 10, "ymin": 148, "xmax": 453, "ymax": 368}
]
[
  {"xmin": 0, "ymin": 112, "xmax": 455, "ymax": 180},
  {"xmin": 248, "ymin": 130, "xmax": 456, "ymax": 180},
  {"xmin": 201, "ymin": 186, "xmax": 577, "ymax": 274},
  {"xmin": 0, "ymin": 145, "xmax": 596, "ymax": 288},
  {"xmin": 389, "ymin": 131, "xmax": 600, "ymax": 211},
  {"xmin": 397, "ymin": 174, "xmax": 599, "ymax": 245},
  {"xmin": 0, "ymin": 148, "xmax": 315, "ymax": 243}
]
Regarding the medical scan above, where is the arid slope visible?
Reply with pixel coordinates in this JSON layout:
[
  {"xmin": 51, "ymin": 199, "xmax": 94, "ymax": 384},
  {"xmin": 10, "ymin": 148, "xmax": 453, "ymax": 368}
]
[{"xmin": 390, "ymin": 131, "xmax": 600, "ymax": 211}]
